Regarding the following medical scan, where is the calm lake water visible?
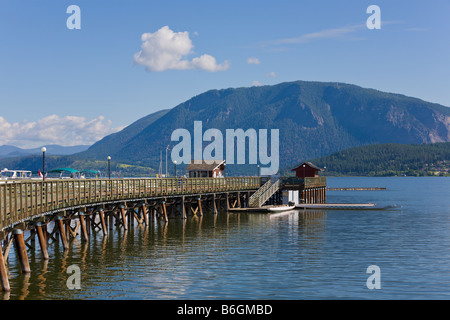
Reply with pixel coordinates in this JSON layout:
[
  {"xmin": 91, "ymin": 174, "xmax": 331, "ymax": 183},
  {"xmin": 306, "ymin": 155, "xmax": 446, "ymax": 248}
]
[{"xmin": 3, "ymin": 177, "xmax": 450, "ymax": 300}]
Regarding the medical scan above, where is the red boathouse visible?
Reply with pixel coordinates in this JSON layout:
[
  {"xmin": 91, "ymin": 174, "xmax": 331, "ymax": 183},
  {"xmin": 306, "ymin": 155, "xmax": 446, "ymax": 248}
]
[{"xmin": 291, "ymin": 161, "xmax": 324, "ymax": 178}]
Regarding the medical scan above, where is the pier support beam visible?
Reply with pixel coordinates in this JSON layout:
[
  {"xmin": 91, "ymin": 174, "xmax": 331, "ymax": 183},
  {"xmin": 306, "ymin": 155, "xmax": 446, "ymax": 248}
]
[
  {"xmin": 141, "ymin": 205, "xmax": 149, "ymax": 225},
  {"xmin": 56, "ymin": 217, "xmax": 69, "ymax": 251},
  {"xmin": 120, "ymin": 206, "xmax": 128, "ymax": 230},
  {"xmin": 212, "ymin": 194, "xmax": 218, "ymax": 214},
  {"xmin": 0, "ymin": 242, "xmax": 10, "ymax": 292},
  {"xmin": 35, "ymin": 222, "xmax": 49, "ymax": 260},
  {"xmin": 181, "ymin": 197, "xmax": 187, "ymax": 219},
  {"xmin": 237, "ymin": 192, "xmax": 241, "ymax": 208},
  {"xmin": 161, "ymin": 201, "xmax": 168, "ymax": 222},
  {"xmin": 197, "ymin": 197, "xmax": 203, "ymax": 216},
  {"xmin": 13, "ymin": 229, "xmax": 31, "ymax": 273},
  {"xmin": 99, "ymin": 209, "xmax": 108, "ymax": 236},
  {"xmin": 79, "ymin": 212, "xmax": 89, "ymax": 242}
]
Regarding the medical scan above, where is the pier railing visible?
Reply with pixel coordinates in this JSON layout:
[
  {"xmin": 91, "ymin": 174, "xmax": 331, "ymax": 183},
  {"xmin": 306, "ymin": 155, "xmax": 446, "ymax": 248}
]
[
  {"xmin": 0, "ymin": 177, "xmax": 261, "ymax": 231},
  {"xmin": 281, "ymin": 177, "xmax": 327, "ymax": 190}
]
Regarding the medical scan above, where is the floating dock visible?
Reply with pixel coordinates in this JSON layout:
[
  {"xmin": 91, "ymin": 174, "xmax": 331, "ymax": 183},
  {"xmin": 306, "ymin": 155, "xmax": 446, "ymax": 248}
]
[
  {"xmin": 327, "ymin": 187, "xmax": 386, "ymax": 191},
  {"xmin": 295, "ymin": 203, "xmax": 376, "ymax": 210}
]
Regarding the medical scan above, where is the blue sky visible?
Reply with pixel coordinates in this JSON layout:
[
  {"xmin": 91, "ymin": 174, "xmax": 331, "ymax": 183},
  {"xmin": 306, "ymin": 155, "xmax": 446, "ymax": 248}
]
[{"xmin": 0, "ymin": 0, "xmax": 449, "ymax": 148}]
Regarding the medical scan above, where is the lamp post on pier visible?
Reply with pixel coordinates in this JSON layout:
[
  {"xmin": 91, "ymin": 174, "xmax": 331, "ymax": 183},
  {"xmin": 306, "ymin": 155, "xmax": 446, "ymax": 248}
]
[
  {"xmin": 174, "ymin": 160, "xmax": 177, "ymax": 178},
  {"xmin": 107, "ymin": 156, "xmax": 111, "ymax": 179},
  {"xmin": 41, "ymin": 147, "xmax": 46, "ymax": 181},
  {"xmin": 165, "ymin": 145, "xmax": 170, "ymax": 177}
]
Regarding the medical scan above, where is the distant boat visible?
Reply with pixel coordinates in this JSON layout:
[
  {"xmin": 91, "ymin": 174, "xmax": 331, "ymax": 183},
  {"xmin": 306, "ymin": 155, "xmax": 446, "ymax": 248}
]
[
  {"xmin": 0, "ymin": 168, "xmax": 33, "ymax": 180},
  {"xmin": 228, "ymin": 204, "xmax": 296, "ymax": 214},
  {"xmin": 267, "ymin": 205, "xmax": 296, "ymax": 212}
]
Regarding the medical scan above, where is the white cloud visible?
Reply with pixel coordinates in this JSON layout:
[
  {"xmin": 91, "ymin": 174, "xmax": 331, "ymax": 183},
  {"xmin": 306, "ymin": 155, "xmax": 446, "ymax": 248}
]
[
  {"xmin": 259, "ymin": 21, "xmax": 402, "ymax": 49},
  {"xmin": 266, "ymin": 71, "xmax": 277, "ymax": 78},
  {"xmin": 276, "ymin": 24, "xmax": 365, "ymax": 44},
  {"xmin": 0, "ymin": 115, "xmax": 123, "ymax": 148},
  {"xmin": 247, "ymin": 57, "xmax": 261, "ymax": 64},
  {"xmin": 251, "ymin": 80, "xmax": 263, "ymax": 87},
  {"xmin": 134, "ymin": 26, "xmax": 230, "ymax": 72}
]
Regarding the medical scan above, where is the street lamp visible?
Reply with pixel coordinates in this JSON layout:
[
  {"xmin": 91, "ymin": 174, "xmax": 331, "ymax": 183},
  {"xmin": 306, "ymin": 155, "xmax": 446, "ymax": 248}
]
[
  {"xmin": 107, "ymin": 156, "xmax": 111, "ymax": 179},
  {"xmin": 174, "ymin": 160, "xmax": 177, "ymax": 178},
  {"xmin": 41, "ymin": 147, "xmax": 46, "ymax": 181},
  {"xmin": 303, "ymin": 164, "xmax": 306, "ymax": 179},
  {"xmin": 257, "ymin": 165, "xmax": 260, "ymax": 177},
  {"xmin": 165, "ymin": 145, "xmax": 170, "ymax": 177}
]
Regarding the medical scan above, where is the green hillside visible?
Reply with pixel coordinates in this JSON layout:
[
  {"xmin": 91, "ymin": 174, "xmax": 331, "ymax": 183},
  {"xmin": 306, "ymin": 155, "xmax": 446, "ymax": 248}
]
[
  {"xmin": 2, "ymin": 80, "xmax": 450, "ymax": 177},
  {"xmin": 78, "ymin": 80, "xmax": 450, "ymax": 170},
  {"xmin": 304, "ymin": 142, "xmax": 450, "ymax": 177}
]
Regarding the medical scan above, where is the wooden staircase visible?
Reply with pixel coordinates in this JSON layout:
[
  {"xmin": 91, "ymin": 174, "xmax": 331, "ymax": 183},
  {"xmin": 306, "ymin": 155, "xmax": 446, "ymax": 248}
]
[{"xmin": 249, "ymin": 178, "xmax": 281, "ymax": 208}]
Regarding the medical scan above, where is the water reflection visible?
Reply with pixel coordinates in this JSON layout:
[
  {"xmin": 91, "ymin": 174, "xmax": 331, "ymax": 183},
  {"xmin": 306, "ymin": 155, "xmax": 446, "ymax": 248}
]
[
  {"xmin": 3, "ymin": 177, "xmax": 450, "ymax": 300},
  {"xmin": 2, "ymin": 209, "xmax": 330, "ymax": 300}
]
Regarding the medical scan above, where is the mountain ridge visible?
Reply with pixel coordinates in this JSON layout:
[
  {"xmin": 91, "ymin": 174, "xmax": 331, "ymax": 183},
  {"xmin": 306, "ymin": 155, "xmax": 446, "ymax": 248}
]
[
  {"xmin": 2, "ymin": 80, "xmax": 449, "ymax": 176},
  {"xmin": 0, "ymin": 144, "xmax": 90, "ymax": 159},
  {"xmin": 79, "ymin": 80, "xmax": 450, "ymax": 171}
]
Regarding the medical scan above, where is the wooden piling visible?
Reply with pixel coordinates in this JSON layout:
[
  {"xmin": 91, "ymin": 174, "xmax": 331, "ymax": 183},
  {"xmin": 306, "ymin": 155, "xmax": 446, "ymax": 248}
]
[
  {"xmin": 197, "ymin": 197, "xmax": 203, "ymax": 216},
  {"xmin": 141, "ymin": 205, "xmax": 149, "ymax": 225},
  {"xmin": 120, "ymin": 206, "xmax": 128, "ymax": 230},
  {"xmin": 212, "ymin": 194, "xmax": 218, "ymax": 214},
  {"xmin": 161, "ymin": 201, "xmax": 168, "ymax": 222},
  {"xmin": 35, "ymin": 223, "xmax": 49, "ymax": 260},
  {"xmin": 56, "ymin": 217, "xmax": 69, "ymax": 251},
  {"xmin": 13, "ymin": 229, "xmax": 31, "ymax": 273},
  {"xmin": 0, "ymin": 242, "xmax": 10, "ymax": 292},
  {"xmin": 237, "ymin": 192, "xmax": 241, "ymax": 208},
  {"xmin": 180, "ymin": 197, "xmax": 186, "ymax": 219},
  {"xmin": 99, "ymin": 209, "xmax": 108, "ymax": 236},
  {"xmin": 79, "ymin": 213, "xmax": 89, "ymax": 242}
]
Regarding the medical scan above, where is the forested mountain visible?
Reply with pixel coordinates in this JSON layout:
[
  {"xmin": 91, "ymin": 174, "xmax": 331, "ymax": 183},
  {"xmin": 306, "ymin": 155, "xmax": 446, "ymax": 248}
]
[
  {"xmin": 303, "ymin": 142, "xmax": 450, "ymax": 176},
  {"xmin": 80, "ymin": 80, "xmax": 450, "ymax": 171},
  {"xmin": 0, "ymin": 144, "xmax": 90, "ymax": 159},
  {"xmin": 2, "ymin": 80, "xmax": 450, "ymax": 176}
]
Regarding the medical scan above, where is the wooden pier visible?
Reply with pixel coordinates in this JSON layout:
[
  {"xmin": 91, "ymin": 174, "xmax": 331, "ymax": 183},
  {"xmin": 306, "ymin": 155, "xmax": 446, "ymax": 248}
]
[{"xmin": 0, "ymin": 175, "xmax": 327, "ymax": 292}]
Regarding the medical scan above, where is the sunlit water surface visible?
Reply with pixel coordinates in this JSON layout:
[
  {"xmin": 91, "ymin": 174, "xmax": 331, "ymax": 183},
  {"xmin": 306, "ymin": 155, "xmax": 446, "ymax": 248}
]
[{"xmin": 3, "ymin": 177, "xmax": 450, "ymax": 300}]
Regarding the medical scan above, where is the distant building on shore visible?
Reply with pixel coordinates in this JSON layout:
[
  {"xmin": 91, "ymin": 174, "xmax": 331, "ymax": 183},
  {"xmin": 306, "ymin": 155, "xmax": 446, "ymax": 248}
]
[
  {"xmin": 186, "ymin": 160, "xmax": 226, "ymax": 178},
  {"xmin": 291, "ymin": 161, "xmax": 324, "ymax": 178}
]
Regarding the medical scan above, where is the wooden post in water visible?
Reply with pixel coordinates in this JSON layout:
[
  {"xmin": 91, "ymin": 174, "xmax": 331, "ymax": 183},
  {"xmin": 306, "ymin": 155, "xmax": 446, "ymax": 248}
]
[
  {"xmin": 99, "ymin": 209, "xmax": 108, "ymax": 236},
  {"xmin": 141, "ymin": 204, "xmax": 149, "ymax": 225},
  {"xmin": 212, "ymin": 194, "xmax": 218, "ymax": 214},
  {"xmin": 56, "ymin": 217, "xmax": 69, "ymax": 251},
  {"xmin": 180, "ymin": 196, "xmax": 186, "ymax": 219},
  {"xmin": 197, "ymin": 197, "xmax": 203, "ymax": 216},
  {"xmin": 35, "ymin": 222, "xmax": 49, "ymax": 260},
  {"xmin": 13, "ymin": 229, "xmax": 31, "ymax": 273},
  {"xmin": 120, "ymin": 205, "xmax": 128, "ymax": 230},
  {"xmin": 0, "ymin": 241, "xmax": 10, "ymax": 292},
  {"xmin": 161, "ymin": 201, "xmax": 168, "ymax": 222},
  {"xmin": 237, "ymin": 192, "xmax": 241, "ymax": 208},
  {"xmin": 79, "ymin": 212, "xmax": 89, "ymax": 242}
]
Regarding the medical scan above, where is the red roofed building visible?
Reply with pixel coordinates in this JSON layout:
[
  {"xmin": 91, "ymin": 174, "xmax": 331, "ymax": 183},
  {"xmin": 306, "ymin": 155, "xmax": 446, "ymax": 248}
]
[{"xmin": 291, "ymin": 162, "xmax": 324, "ymax": 178}]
